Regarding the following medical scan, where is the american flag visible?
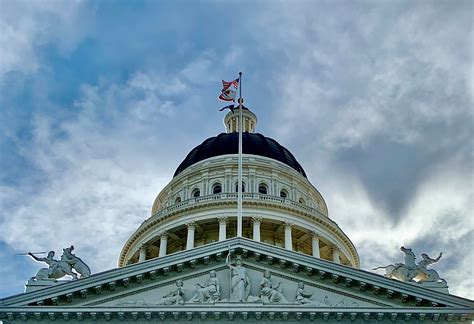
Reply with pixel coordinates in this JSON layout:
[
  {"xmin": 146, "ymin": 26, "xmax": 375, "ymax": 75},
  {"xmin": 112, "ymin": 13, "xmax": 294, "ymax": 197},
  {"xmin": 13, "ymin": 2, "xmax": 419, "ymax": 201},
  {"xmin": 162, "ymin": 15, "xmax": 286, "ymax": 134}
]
[{"xmin": 218, "ymin": 78, "xmax": 239, "ymax": 102}]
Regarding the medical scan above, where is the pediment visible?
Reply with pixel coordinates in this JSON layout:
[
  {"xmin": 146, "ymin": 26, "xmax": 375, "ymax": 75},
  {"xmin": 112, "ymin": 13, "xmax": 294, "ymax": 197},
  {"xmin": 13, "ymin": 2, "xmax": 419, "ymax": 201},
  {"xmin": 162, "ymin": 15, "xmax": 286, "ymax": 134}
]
[{"xmin": 1, "ymin": 238, "xmax": 473, "ymax": 322}]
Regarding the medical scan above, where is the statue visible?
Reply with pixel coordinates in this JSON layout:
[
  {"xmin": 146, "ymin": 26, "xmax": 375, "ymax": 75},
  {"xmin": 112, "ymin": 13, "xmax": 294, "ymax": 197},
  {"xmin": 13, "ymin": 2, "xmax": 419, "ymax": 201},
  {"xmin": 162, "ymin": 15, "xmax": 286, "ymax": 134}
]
[
  {"xmin": 226, "ymin": 254, "xmax": 250, "ymax": 302},
  {"xmin": 27, "ymin": 251, "xmax": 62, "ymax": 281},
  {"xmin": 259, "ymin": 270, "xmax": 288, "ymax": 303},
  {"xmin": 189, "ymin": 270, "xmax": 221, "ymax": 303},
  {"xmin": 415, "ymin": 252, "xmax": 445, "ymax": 282},
  {"xmin": 157, "ymin": 280, "xmax": 185, "ymax": 305},
  {"xmin": 294, "ymin": 282, "xmax": 313, "ymax": 304},
  {"xmin": 373, "ymin": 246, "xmax": 445, "ymax": 283},
  {"xmin": 27, "ymin": 246, "xmax": 91, "ymax": 281},
  {"xmin": 60, "ymin": 246, "xmax": 91, "ymax": 279}
]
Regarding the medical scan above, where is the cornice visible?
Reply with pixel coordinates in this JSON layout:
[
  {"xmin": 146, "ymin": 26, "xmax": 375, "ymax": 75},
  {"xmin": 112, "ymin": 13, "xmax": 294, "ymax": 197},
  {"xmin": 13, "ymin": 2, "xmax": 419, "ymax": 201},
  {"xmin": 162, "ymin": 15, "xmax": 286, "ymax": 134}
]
[
  {"xmin": 2, "ymin": 238, "xmax": 473, "ymax": 311},
  {"xmin": 1, "ymin": 306, "xmax": 472, "ymax": 322}
]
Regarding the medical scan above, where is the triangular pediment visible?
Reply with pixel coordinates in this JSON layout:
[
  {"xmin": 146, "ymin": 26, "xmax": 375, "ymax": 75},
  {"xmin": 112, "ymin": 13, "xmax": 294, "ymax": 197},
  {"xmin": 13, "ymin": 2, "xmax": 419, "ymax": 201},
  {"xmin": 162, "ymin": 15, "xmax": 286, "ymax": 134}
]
[{"xmin": 1, "ymin": 238, "xmax": 473, "ymax": 322}]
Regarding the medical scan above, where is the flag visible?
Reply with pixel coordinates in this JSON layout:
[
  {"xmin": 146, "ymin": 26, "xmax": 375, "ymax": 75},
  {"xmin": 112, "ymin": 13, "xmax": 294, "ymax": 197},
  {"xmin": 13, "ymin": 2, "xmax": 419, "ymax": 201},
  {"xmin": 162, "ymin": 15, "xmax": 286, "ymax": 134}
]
[
  {"xmin": 219, "ymin": 104, "xmax": 235, "ymax": 114},
  {"xmin": 218, "ymin": 78, "xmax": 239, "ymax": 102}
]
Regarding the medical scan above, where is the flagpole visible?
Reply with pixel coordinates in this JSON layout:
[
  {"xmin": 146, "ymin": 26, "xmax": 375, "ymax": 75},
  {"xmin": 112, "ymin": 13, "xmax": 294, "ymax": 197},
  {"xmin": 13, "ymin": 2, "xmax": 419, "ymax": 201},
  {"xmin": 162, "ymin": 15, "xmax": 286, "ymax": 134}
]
[{"xmin": 237, "ymin": 72, "xmax": 243, "ymax": 238}]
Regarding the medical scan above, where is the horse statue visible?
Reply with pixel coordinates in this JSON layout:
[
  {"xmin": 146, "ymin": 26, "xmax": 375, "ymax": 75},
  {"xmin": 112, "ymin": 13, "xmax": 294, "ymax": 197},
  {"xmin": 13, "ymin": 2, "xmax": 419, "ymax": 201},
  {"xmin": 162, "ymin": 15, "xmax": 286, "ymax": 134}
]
[
  {"xmin": 28, "ymin": 245, "xmax": 91, "ymax": 281},
  {"xmin": 373, "ymin": 246, "xmax": 445, "ymax": 283}
]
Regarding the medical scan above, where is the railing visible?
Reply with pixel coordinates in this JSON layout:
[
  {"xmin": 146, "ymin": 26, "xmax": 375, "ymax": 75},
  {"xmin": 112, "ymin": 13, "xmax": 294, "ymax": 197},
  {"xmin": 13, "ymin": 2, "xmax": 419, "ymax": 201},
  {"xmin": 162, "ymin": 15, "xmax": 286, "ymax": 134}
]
[{"xmin": 149, "ymin": 193, "xmax": 325, "ymax": 221}]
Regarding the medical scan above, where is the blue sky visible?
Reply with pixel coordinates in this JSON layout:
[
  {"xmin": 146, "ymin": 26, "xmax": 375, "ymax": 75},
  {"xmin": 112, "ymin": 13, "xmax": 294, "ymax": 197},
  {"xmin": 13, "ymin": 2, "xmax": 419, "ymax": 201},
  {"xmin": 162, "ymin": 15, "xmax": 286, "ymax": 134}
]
[{"xmin": 0, "ymin": 0, "xmax": 472, "ymax": 299}]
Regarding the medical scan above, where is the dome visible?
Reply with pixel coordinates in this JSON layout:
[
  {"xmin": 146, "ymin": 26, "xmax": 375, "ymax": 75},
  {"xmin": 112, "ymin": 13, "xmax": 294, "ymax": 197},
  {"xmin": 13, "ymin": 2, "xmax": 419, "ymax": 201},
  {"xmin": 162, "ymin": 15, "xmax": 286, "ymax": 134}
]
[{"xmin": 173, "ymin": 132, "xmax": 307, "ymax": 178}]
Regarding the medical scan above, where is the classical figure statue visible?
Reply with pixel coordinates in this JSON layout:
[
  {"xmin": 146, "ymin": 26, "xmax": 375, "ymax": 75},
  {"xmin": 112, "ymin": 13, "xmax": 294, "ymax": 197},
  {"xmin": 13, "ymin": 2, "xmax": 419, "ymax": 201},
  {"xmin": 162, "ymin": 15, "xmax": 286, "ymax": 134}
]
[
  {"xmin": 157, "ymin": 280, "xmax": 185, "ymax": 305},
  {"xmin": 189, "ymin": 270, "xmax": 221, "ymax": 303},
  {"xmin": 259, "ymin": 270, "xmax": 288, "ymax": 303},
  {"xmin": 414, "ymin": 252, "xmax": 445, "ymax": 283},
  {"xmin": 373, "ymin": 246, "xmax": 445, "ymax": 283},
  {"xmin": 27, "ymin": 246, "xmax": 91, "ymax": 281},
  {"xmin": 294, "ymin": 282, "xmax": 313, "ymax": 304},
  {"xmin": 226, "ymin": 254, "xmax": 250, "ymax": 302},
  {"xmin": 28, "ymin": 251, "xmax": 62, "ymax": 281}
]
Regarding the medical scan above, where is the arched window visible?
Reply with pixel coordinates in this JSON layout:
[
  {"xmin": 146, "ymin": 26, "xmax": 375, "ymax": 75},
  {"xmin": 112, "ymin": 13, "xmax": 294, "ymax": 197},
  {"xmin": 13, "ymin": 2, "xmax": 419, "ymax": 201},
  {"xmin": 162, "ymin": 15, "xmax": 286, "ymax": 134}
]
[
  {"xmin": 258, "ymin": 184, "xmax": 268, "ymax": 194},
  {"xmin": 192, "ymin": 188, "xmax": 200, "ymax": 198},
  {"xmin": 175, "ymin": 196, "xmax": 182, "ymax": 203},
  {"xmin": 235, "ymin": 182, "xmax": 246, "ymax": 193},
  {"xmin": 280, "ymin": 190, "xmax": 288, "ymax": 198},
  {"xmin": 213, "ymin": 183, "xmax": 222, "ymax": 194}
]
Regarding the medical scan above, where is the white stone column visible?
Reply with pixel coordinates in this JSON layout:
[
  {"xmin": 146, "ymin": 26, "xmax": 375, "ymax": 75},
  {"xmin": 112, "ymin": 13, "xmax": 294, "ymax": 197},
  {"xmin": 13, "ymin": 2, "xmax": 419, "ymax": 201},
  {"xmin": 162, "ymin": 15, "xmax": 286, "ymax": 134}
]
[
  {"xmin": 158, "ymin": 231, "xmax": 168, "ymax": 257},
  {"xmin": 252, "ymin": 217, "xmax": 262, "ymax": 242},
  {"xmin": 186, "ymin": 222, "xmax": 196, "ymax": 250},
  {"xmin": 332, "ymin": 246, "xmax": 341, "ymax": 264},
  {"xmin": 311, "ymin": 232, "xmax": 320, "ymax": 258},
  {"xmin": 218, "ymin": 217, "xmax": 228, "ymax": 241},
  {"xmin": 138, "ymin": 244, "xmax": 147, "ymax": 263},
  {"xmin": 284, "ymin": 222, "xmax": 293, "ymax": 251}
]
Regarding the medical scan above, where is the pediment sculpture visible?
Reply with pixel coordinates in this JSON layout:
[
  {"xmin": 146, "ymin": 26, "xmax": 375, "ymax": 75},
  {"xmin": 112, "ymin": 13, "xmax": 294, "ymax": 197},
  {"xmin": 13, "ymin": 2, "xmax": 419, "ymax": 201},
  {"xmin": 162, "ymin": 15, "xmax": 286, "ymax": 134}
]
[
  {"xmin": 189, "ymin": 270, "xmax": 221, "ymax": 303},
  {"xmin": 373, "ymin": 246, "xmax": 446, "ymax": 284},
  {"xmin": 26, "ymin": 245, "xmax": 90, "ymax": 281}
]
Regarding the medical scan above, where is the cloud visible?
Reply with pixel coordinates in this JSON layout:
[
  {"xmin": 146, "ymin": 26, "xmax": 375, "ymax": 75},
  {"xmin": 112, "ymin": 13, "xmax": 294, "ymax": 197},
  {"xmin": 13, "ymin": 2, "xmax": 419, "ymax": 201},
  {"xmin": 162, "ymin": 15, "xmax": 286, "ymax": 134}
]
[
  {"xmin": 0, "ymin": 0, "xmax": 92, "ymax": 80},
  {"xmin": 0, "ymin": 66, "xmax": 206, "ymax": 290},
  {"xmin": 0, "ymin": 0, "xmax": 472, "ymax": 301},
  {"xmin": 247, "ymin": 1, "xmax": 473, "ymax": 299}
]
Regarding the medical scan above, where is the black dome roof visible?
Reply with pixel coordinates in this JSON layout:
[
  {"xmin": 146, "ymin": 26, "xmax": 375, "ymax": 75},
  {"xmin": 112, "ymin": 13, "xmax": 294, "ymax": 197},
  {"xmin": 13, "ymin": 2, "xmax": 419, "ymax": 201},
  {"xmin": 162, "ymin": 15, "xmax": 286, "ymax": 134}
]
[{"xmin": 174, "ymin": 133, "xmax": 307, "ymax": 178}]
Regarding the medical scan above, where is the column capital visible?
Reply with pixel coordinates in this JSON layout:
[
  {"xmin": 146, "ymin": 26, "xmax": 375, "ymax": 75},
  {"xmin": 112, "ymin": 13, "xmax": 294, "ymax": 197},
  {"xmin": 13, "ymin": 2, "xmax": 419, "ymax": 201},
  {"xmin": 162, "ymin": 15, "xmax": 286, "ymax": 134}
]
[
  {"xmin": 158, "ymin": 231, "xmax": 169, "ymax": 239},
  {"xmin": 284, "ymin": 221, "xmax": 294, "ymax": 229},
  {"xmin": 330, "ymin": 245, "xmax": 340, "ymax": 253},
  {"xmin": 186, "ymin": 222, "xmax": 196, "ymax": 230},
  {"xmin": 311, "ymin": 231, "xmax": 320, "ymax": 238},
  {"xmin": 252, "ymin": 216, "xmax": 263, "ymax": 224},
  {"xmin": 217, "ymin": 216, "xmax": 228, "ymax": 225}
]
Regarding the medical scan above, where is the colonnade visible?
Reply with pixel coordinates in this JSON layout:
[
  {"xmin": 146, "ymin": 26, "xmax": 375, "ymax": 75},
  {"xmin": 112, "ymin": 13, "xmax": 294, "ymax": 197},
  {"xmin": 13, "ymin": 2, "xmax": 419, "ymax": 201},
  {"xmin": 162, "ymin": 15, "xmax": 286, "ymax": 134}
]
[{"xmin": 137, "ymin": 218, "xmax": 342, "ymax": 265}]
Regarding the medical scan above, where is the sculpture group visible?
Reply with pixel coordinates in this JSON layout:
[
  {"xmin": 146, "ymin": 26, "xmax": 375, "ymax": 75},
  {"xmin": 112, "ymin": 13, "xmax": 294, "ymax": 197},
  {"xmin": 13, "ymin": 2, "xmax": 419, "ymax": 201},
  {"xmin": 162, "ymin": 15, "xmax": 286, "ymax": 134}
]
[
  {"xmin": 27, "ymin": 245, "xmax": 91, "ymax": 281},
  {"xmin": 156, "ymin": 254, "xmax": 325, "ymax": 305},
  {"xmin": 373, "ymin": 246, "xmax": 446, "ymax": 284}
]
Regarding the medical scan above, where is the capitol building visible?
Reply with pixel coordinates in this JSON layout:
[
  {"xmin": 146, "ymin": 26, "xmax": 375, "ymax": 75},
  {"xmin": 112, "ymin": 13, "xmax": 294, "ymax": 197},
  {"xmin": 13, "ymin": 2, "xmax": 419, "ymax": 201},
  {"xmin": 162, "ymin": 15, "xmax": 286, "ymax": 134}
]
[{"xmin": 0, "ymin": 107, "xmax": 473, "ymax": 323}]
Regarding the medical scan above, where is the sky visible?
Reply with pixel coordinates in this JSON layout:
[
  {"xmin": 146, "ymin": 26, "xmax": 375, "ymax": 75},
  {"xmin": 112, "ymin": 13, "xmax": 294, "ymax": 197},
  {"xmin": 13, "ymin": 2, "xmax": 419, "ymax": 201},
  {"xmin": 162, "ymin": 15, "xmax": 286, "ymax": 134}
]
[{"xmin": 0, "ymin": 0, "xmax": 472, "ymax": 300}]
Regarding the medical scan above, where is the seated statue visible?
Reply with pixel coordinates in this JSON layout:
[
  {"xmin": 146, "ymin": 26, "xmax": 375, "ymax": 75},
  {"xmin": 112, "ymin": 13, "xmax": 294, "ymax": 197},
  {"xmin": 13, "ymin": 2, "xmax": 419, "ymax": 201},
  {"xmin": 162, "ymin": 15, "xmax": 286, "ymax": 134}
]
[
  {"xmin": 259, "ymin": 271, "xmax": 288, "ymax": 303},
  {"xmin": 157, "ymin": 280, "xmax": 185, "ymax": 305},
  {"xmin": 294, "ymin": 282, "xmax": 313, "ymax": 304},
  {"xmin": 189, "ymin": 270, "xmax": 221, "ymax": 303}
]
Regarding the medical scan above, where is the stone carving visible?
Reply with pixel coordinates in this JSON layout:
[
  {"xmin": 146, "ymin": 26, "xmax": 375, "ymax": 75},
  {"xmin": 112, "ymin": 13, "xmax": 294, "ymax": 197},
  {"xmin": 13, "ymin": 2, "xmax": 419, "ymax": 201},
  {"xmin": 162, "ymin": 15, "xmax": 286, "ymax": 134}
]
[
  {"xmin": 115, "ymin": 299, "xmax": 148, "ymax": 307},
  {"xmin": 157, "ymin": 280, "xmax": 185, "ymax": 305},
  {"xmin": 189, "ymin": 270, "xmax": 221, "ymax": 303},
  {"xmin": 373, "ymin": 246, "xmax": 446, "ymax": 283},
  {"xmin": 226, "ymin": 254, "xmax": 250, "ymax": 302},
  {"xmin": 259, "ymin": 270, "xmax": 288, "ymax": 303},
  {"xmin": 294, "ymin": 282, "xmax": 313, "ymax": 304},
  {"xmin": 27, "ymin": 246, "xmax": 90, "ymax": 281},
  {"xmin": 316, "ymin": 295, "xmax": 359, "ymax": 307}
]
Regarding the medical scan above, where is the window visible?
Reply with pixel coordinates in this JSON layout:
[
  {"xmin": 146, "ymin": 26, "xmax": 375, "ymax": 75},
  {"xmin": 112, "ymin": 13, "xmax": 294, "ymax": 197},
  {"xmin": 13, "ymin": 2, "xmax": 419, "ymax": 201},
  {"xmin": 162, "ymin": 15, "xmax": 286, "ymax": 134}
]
[
  {"xmin": 192, "ymin": 189, "xmax": 200, "ymax": 198},
  {"xmin": 213, "ymin": 183, "xmax": 222, "ymax": 194},
  {"xmin": 258, "ymin": 184, "xmax": 268, "ymax": 194},
  {"xmin": 235, "ymin": 182, "xmax": 246, "ymax": 193},
  {"xmin": 175, "ymin": 196, "xmax": 182, "ymax": 203},
  {"xmin": 280, "ymin": 190, "xmax": 288, "ymax": 198}
]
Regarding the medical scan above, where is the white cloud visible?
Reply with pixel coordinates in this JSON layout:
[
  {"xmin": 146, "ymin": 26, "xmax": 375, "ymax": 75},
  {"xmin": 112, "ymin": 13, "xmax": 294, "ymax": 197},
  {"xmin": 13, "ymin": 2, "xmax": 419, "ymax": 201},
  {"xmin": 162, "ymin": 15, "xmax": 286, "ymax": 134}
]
[{"xmin": 0, "ymin": 0, "xmax": 91, "ymax": 79}]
